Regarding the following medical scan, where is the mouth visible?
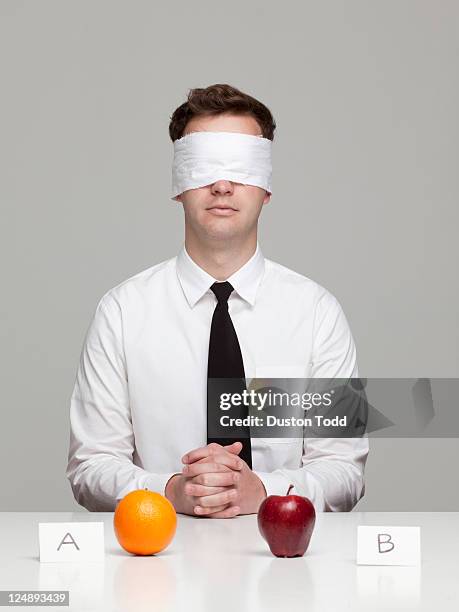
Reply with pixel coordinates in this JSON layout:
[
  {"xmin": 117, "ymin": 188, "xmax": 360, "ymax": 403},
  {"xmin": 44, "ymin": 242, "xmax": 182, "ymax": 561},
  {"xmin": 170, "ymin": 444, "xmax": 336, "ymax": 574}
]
[{"xmin": 206, "ymin": 205, "xmax": 238, "ymax": 216}]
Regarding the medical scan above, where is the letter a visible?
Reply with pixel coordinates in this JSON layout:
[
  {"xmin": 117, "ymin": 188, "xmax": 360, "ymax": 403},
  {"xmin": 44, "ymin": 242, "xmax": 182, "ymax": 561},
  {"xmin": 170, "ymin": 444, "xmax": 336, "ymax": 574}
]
[{"xmin": 57, "ymin": 532, "xmax": 80, "ymax": 551}]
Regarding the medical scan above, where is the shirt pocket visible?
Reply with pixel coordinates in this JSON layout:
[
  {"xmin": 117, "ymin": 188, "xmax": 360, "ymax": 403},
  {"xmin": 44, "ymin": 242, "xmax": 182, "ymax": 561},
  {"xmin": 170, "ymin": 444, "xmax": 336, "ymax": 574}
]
[
  {"xmin": 254, "ymin": 364, "xmax": 309, "ymax": 379},
  {"xmin": 250, "ymin": 364, "xmax": 308, "ymax": 445},
  {"xmin": 255, "ymin": 435, "xmax": 303, "ymax": 470}
]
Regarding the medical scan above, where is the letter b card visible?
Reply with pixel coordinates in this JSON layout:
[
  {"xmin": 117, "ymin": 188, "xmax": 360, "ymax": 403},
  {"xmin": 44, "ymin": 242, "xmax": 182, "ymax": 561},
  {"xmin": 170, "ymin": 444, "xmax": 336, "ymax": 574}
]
[{"xmin": 357, "ymin": 525, "xmax": 421, "ymax": 566}]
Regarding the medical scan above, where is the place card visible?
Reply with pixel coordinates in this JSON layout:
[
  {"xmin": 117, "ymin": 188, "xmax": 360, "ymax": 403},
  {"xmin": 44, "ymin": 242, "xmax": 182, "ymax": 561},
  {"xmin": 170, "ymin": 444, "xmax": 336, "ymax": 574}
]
[
  {"xmin": 357, "ymin": 525, "xmax": 421, "ymax": 566},
  {"xmin": 38, "ymin": 522, "xmax": 104, "ymax": 563}
]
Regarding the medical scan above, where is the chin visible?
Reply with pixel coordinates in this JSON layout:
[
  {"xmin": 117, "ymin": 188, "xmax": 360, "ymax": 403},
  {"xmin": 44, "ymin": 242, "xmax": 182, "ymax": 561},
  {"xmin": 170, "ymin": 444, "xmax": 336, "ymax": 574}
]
[
  {"xmin": 202, "ymin": 224, "xmax": 241, "ymax": 242},
  {"xmin": 202, "ymin": 214, "xmax": 239, "ymax": 228}
]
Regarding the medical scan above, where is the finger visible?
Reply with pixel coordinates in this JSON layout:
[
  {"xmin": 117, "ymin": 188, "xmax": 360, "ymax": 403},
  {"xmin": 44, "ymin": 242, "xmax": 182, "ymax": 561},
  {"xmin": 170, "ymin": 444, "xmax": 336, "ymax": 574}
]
[
  {"xmin": 222, "ymin": 441, "xmax": 243, "ymax": 455},
  {"xmin": 182, "ymin": 442, "xmax": 224, "ymax": 465},
  {"xmin": 191, "ymin": 458, "xmax": 234, "ymax": 470},
  {"xmin": 182, "ymin": 462, "xmax": 231, "ymax": 477},
  {"xmin": 190, "ymin": 471, "xmax": 240, "ymax": 488},
  {"xmin": 182, "ymin": 456, "xmax": 243, "ymax": 477},
  {"xmin": 208, "ymin": 506, "xmax": 240, "ymax": 519},
  {"xmin": 184, "ymin": 483, "xmax": 228, "ymax": 497},
  {"xmin": 205, "ymin": 452, "xmax": 244, "ymax": 471},
  {"xmin": 194, "ymin": 455, "xmax": 225, "ymax": 464},
  {"xmin": 183, "ymin": 442, "xmax": 243, "ymax": 466},
  {"xmin": 196, "ymin": 487, "xmax": 238, "ymax": 508},
  {"xmin": 194, "ymin": 503, "xmax": 229, "ymax": 516}
]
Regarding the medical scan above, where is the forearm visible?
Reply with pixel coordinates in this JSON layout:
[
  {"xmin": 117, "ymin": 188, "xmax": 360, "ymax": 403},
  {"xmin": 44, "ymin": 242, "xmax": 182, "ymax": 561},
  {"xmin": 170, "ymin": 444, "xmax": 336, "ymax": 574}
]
[
  {"xmin": 255, "ymin": 462, "xmax": 363, "ymax": 511},
  {"xmin": 66, "ymin": 454, "xmax": 178, "ymax": 512},
  {"xmin": 254, "ymin": 437, "xmax": 369, "ymax": 512}
]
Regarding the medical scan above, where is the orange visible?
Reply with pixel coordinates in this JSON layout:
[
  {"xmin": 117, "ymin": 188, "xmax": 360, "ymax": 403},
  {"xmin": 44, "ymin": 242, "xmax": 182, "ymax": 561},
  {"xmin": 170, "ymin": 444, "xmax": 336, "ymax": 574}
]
[{"xmin": 114, "ymin": 489, "xmax": 177, "ymax": 555}]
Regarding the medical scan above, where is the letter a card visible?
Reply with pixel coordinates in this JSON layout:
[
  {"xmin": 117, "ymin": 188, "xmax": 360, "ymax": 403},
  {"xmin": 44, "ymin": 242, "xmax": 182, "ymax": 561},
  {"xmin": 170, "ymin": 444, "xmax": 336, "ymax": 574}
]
[
  {"xmin": 39, "ymin": 522, "xmax": 104, "ymax": 563},
  {"xmin": 357, "ymin": 525, "xmax": 421, "ymax": 566}
]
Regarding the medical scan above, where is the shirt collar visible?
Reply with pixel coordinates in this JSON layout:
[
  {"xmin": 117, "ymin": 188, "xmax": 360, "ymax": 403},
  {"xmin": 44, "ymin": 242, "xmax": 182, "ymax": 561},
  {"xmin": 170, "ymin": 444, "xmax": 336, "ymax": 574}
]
[{"xmin": 176, "ymin": 242, "xmax": 265, "ymax": 308}]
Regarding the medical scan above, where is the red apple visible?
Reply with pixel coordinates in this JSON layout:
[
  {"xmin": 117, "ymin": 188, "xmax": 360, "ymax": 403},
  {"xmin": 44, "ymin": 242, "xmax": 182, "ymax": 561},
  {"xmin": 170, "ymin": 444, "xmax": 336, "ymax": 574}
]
[{"xmin": 257, "ymin": 484, "xmax": 316, "ymax": 557}]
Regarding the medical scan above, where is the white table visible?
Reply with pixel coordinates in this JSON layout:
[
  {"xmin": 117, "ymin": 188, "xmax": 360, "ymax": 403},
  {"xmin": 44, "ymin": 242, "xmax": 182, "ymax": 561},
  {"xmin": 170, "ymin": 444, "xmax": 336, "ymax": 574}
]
[{"xmin": 0, "ymin": 511, "xmax": 458, "ymax": 611}]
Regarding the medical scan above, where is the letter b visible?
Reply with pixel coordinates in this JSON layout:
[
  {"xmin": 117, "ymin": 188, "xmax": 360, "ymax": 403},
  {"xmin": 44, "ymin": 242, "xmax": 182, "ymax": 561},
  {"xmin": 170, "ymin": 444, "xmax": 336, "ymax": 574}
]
[{"xmin": 377, "ymin": 533, "xmax": 395, "ymax": 554}]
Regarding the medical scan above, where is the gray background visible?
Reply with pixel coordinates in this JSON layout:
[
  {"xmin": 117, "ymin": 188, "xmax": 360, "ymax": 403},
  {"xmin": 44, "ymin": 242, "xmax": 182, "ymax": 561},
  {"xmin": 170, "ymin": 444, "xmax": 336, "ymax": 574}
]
[{"xmin": 1, "ymin": 0, "xmax": 458, "ymax": 511}]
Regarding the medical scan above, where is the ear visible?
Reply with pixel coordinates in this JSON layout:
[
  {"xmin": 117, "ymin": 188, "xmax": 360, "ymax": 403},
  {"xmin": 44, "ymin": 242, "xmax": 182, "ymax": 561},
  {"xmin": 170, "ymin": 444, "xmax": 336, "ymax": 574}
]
[{"xmin": 262, "ymin": 192, "xmax": 271, "ymax": 205}]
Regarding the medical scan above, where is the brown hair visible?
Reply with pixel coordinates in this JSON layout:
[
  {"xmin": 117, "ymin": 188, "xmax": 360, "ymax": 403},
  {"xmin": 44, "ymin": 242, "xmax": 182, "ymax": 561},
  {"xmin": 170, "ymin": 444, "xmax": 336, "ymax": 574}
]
[{"xmin": 169, "ymin": 83, "xmax": 276, "ymax": 142}]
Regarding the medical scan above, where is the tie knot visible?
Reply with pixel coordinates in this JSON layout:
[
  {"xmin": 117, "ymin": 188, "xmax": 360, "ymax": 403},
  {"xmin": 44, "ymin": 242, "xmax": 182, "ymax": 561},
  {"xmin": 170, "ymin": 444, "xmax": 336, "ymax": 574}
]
[{"xmin": 210, "ymin": 281, "xmax": 234, "ymax": 304}]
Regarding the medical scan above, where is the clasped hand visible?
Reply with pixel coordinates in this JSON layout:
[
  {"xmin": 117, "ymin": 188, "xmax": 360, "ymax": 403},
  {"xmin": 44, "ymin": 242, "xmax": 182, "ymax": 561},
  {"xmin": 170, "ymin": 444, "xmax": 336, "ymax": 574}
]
[{"xmin": 166, "ymin": 441, "xmax": 266, "ymax": 518}]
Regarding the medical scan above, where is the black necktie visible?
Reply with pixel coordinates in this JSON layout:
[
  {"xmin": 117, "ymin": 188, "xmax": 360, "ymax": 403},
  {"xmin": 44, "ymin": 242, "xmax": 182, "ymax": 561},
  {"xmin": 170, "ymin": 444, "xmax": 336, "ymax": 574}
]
[{"xmin": 207, "ymin": 281, "xmax": 252, "ymax": 468}]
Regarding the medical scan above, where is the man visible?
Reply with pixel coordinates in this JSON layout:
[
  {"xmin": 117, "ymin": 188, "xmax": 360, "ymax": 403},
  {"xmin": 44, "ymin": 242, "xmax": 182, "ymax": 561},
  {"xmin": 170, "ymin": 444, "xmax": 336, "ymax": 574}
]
[{"xmin": 66, "ymin": 83, "xmax": 368, "ymax": 517}]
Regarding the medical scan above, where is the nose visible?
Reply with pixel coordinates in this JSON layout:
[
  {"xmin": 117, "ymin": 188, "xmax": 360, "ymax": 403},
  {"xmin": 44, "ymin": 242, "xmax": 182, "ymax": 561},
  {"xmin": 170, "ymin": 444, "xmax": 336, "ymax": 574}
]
[{"xmin": 211, "ymin": 180, "xmax": 234, "ymax": 196}]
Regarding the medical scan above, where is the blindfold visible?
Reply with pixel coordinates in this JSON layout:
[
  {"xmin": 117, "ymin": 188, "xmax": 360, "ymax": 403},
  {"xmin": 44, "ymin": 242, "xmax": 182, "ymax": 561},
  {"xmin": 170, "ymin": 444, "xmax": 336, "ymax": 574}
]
[{"xmin": 171, "ymin": 131, "xmax": 272, "ymax": 200}]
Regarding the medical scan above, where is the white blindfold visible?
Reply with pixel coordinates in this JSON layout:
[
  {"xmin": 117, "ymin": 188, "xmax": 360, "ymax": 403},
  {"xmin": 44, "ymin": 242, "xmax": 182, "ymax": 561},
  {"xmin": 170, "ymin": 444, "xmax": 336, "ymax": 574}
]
[{"xmin": 171, "ymin": 131, "xmax": 272, "ymax": 200}]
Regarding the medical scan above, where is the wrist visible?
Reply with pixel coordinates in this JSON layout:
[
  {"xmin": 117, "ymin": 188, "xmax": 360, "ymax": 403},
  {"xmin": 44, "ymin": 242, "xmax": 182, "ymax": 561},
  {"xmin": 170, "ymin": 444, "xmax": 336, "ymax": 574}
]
[
  {"xmin": 165, "ymin": 473, "xmax": 181, "ymax": 505},
  {"xmin": 252, "ymin": 472, "xmax": 267, "ymax": 509}
]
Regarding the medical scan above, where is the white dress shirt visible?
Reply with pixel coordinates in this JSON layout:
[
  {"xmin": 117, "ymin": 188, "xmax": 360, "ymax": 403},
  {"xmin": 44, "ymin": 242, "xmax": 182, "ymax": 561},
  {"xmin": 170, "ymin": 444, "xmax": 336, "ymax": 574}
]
[{"xmin": 66, "ymin": 243, "xmax": 369, "ymax": 512}]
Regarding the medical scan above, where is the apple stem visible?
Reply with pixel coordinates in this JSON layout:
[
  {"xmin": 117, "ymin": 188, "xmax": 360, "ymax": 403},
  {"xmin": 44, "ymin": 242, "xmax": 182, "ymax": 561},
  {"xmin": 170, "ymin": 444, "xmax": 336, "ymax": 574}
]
[{"xmin": 286, "ymin": 484, "xmax": 294, "ymax": 495}]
